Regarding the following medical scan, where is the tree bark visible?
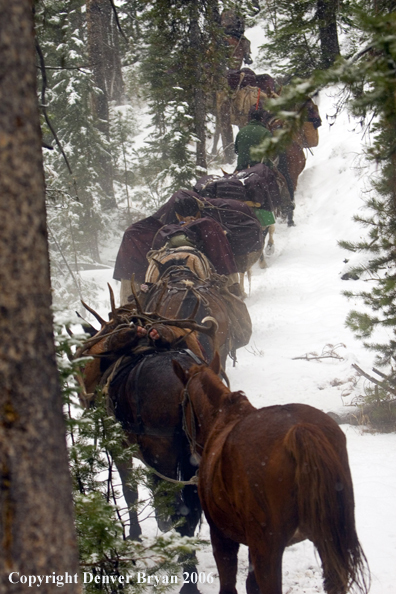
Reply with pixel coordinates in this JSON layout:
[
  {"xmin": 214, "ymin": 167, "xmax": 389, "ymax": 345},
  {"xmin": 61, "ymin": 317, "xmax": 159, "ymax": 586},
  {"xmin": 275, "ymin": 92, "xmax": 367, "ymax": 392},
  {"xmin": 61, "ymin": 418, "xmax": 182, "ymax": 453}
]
[
  {"xmin": 0, "ymin": 2, "xmax": 80, "ymax": 591},
  {"xmin": 317, "ymin": 0, "xmax": 340, "ymax": 68},
  {"xmin": 86, "ymin": 0, "xmax": 116, "ymax": 208},
  {"xmin": 189, "ymin": 2, "xmax": 207, "ymax": 172}
]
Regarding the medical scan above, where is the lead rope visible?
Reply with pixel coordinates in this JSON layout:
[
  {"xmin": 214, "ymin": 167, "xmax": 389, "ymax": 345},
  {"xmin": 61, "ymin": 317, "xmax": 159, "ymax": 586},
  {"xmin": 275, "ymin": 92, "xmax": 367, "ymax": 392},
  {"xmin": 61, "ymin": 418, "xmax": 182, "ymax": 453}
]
[
  {"xmin": 182, "ymin": 376, "xmax": 202, "ymax": 468},
  {"xmin": 134, "ymin": 451, "xmax": 199, "ymax": 486}
]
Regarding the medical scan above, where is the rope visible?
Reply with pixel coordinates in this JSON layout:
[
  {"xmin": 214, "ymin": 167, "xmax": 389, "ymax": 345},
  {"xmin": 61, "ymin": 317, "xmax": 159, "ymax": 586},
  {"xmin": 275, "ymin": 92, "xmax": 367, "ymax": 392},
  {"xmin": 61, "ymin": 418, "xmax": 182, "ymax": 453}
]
[
  {"xmin": 134, "ymin": 451, "xmax": 199, "ymax": 486},
  {"xmin": 181, "ymin": 377, "xmax": 203, "ymax": 467},
  {"xmin": 255, "ymin": 87, "xmax": 261, "ymax": 110}
]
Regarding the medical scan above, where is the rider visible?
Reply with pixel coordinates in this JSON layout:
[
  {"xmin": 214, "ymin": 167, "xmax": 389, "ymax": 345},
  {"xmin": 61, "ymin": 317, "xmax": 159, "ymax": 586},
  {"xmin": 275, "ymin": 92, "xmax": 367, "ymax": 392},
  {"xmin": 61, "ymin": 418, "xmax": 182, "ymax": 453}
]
[
  {"xmin": 235, "ymin": 106, "xmax": 295, "ymax": 226},
  {"xmin": 234, "ymin": 106, "xmax": 273, "ymax": 171}
]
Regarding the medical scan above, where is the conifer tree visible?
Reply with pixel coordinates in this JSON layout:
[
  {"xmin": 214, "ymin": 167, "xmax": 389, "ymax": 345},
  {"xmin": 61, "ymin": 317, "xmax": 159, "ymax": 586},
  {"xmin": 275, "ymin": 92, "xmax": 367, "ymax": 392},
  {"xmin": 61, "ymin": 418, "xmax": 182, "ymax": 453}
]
[
  {"xmin": 257, "ymin": 0, "xmax": 342, "ymax": 77},
  {"xmin": 137, "ymin": 0, "xmax": 231, "ymax": 195}
]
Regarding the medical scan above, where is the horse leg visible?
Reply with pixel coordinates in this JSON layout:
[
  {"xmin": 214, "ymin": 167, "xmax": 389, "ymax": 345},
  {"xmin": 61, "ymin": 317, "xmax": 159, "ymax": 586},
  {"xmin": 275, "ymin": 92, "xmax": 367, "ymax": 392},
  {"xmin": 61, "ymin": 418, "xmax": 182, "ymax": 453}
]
[
  {"xmin": 245, "ymin": 552, "xmax": 260, "ymax": 594},
  {"xmin": 211, "ymin": 118, "xmax": 221, "ymax": 155},
  {"xmin": 209, "ymin": 524, "xmax": 239, "ymax": 594},
  {"xmin": 258, "ymin": 251, "xmax": 267, "ymax": 269},
  {"xmin": 265, "ymin": 224, "xmax": 275, "ymax": 255},
  {"xmin": 247, "ymin": 541, "xmax": 284, "ymax": 594},
  {"xmin": 239, "ymin": 272, "xmax": 247, "ymax": 299},
  {"xmin": 177, "ymin": 484, "xmax": 202, "ymax": 594},
  {"xmin": 115, "ymin": 456, "xmax": 141, "ymax": 540}
]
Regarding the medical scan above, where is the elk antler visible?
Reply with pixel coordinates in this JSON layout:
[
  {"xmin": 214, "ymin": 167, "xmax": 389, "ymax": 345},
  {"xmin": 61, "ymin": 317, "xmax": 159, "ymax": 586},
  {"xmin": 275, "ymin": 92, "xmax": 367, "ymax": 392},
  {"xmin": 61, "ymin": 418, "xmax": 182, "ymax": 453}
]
[
  {"xmin": 154, "ymin": 279, "xmax": 168, "ymax": 315},
  {"xmin": 130, "ymin": 274, "xmax": 144, "ymax": 314},
  {"xmin": 81, "ymin": 300, "xmax": 106, "ymax": 326},
  {"xmin": 108, "ymin": 283, "xmax": 116, "ymax": 317},
  {"xmin": 150, "ymin": 316, "xmax": 218, "ymax": 338}
]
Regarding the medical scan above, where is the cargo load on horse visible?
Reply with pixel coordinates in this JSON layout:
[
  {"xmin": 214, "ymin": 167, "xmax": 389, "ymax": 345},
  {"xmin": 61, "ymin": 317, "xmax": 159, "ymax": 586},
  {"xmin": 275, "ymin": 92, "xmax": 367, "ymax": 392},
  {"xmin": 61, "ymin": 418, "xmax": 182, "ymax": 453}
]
[{"xmin": 74, "ymin": 295, "xmax": 223, "ymax": 589}]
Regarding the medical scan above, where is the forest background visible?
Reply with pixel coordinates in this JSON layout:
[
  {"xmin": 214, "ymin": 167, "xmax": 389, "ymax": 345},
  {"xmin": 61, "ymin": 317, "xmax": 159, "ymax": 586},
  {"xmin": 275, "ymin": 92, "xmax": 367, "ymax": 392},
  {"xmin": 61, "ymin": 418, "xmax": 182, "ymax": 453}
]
[{"xmin": 1, "ymin": 0, "xmax": 396, "ymax": 591}]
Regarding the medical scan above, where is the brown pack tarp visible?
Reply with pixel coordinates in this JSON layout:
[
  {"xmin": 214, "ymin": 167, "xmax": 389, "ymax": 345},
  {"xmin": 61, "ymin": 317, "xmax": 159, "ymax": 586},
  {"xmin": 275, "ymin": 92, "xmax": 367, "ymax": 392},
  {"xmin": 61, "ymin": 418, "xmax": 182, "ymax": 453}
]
[
  {"xmin": 113, "ymin": 216, "xmax": 163, "ymax": 282},
  {"xmin": 152, "ymin": 217, "xmax": 238, "ymax": 276},
  {"xmin": 154, "ymin": 190, "xmax": 264, "ymax": 258}
]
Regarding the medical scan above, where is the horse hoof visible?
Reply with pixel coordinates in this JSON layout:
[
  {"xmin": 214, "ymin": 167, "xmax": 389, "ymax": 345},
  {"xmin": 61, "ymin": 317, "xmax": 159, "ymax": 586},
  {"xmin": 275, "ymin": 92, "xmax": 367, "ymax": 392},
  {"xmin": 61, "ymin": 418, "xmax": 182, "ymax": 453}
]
[
  {"xmin": 259, "ymin": 258, "xmax": 267, "ymax": 269},
  {"xmin": 265, "ymin": 244, "xmax": 275, "ymax": 256},
  {"xmin": 180, "ymin": 582, "xmax": 201, "ymax": 594},
  {"xmin": 288, "ymin": 220, "xmax": 296, "ymax": 227},
  {"xmin": 157, "ymin": 517, "xmax": 173, "ymax": 532}
]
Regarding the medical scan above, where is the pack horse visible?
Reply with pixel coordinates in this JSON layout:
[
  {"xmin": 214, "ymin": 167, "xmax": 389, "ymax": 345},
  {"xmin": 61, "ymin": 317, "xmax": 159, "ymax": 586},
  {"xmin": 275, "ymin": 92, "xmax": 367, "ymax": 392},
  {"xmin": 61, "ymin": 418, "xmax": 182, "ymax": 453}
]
[{"xmin": 174, "ymin": 355, "xmax": 370, "ymax": 594}]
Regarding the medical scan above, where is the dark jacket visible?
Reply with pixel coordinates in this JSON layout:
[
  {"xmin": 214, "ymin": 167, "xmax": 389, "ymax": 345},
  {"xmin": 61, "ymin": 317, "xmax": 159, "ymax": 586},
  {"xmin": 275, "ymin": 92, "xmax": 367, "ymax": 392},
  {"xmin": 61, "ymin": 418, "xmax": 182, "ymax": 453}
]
[{"xmin": 234, "ymin": 120, "xmax": 272, "ymax": 171}]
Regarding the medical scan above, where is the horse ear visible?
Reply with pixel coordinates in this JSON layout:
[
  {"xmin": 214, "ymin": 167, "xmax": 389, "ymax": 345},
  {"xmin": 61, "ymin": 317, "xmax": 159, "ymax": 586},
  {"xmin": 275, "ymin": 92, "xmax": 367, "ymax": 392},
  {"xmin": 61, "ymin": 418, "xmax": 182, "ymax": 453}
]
[
  {"xmin": 209, "ymin": 351, "xmax": 221, "ymax": 375},
  {"xmin": 173, "ymin": 359, "xmax": 188, "ymax": 386}
]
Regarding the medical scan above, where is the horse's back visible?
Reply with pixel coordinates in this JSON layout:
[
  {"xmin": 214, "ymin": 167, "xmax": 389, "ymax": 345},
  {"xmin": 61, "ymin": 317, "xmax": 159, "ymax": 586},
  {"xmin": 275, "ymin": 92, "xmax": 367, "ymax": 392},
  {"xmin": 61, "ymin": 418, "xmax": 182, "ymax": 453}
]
[{"xmin": 200, "ymin": 402, "xmax": 347, "ymax": 543}]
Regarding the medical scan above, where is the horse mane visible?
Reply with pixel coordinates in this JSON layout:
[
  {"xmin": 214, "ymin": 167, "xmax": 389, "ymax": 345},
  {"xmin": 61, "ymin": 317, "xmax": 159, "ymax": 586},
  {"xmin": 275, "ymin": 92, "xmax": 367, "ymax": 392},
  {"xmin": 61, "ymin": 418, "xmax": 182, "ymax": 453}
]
[{"xmin": 195, "ymin": 365, "xmax": 253, "ymax": 416}]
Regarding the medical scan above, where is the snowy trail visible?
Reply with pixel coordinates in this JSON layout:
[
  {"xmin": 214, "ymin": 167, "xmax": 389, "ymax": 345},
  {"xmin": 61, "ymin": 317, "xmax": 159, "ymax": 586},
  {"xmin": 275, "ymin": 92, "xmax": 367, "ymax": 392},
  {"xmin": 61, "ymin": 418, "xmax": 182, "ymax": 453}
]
[{"xmin": 81, "ymin": 90, "xmax": 396, "ymax": 593}]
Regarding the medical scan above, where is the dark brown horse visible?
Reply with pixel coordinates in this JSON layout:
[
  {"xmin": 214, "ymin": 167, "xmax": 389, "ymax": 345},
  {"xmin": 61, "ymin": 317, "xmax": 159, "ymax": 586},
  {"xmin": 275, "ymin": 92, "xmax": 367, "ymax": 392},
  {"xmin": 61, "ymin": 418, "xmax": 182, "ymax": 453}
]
[
  {"xmin": 173, "ymin": 354, "xmax": 370, "ymax": 594},
  {"xmin": 75, "ymin": 294, "xmax": 218, "ymax": 592},
  {"xmin": 140, "ymin": 259, "xmax": 252, "ymax": 367}
]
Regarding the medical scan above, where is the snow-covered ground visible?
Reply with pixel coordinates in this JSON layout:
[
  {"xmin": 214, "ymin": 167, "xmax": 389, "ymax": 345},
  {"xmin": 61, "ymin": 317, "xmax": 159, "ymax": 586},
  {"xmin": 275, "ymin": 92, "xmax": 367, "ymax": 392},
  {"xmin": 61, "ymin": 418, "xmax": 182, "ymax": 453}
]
[{"xmin": 79, "ymin": 86, "xmax": 396, "ymax": 593}]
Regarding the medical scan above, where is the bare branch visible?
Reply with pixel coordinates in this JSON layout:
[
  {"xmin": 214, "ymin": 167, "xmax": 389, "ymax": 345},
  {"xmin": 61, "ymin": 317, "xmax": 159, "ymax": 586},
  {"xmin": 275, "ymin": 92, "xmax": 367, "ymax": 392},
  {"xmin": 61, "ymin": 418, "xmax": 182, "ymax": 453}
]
[
  {"xmin": 352, "ymin": 363, "xmax": 396, "ymax": 396},
  {"xmin": 35, "ymin": 39, "xmax": 73, "ymax": 176},
  {"xmin": 108, "ymin": 0, "xmax": 129, "ymax": 42}
]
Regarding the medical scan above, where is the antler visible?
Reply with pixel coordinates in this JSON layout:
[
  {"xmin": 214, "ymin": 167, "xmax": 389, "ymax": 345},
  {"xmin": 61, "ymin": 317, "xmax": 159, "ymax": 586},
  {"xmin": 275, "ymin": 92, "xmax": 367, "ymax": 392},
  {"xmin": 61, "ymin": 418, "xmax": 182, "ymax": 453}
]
[
  {"xmin": 108, "ymin": 282, "xmax": 116, "ymax": 316},
  {"xmin": 154, "ymin": 279, "xmax": 168, "ymax": 315},
  {"xmin": 150, "ymin": 316, "xmax": 218, "ymax": 338},
  {"xmin": 81, "ymin": 299, "xmax": 106, "ymax": 326},
  {"xmin": 130, "ymin": 274, "xmax": 144, "ymax": 314}
]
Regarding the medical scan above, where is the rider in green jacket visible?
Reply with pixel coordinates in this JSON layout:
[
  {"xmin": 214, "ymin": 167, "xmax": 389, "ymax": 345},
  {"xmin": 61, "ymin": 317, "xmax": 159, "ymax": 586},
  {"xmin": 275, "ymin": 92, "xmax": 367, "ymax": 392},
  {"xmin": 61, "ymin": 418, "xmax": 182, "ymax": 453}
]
[{"xmin": 234, "ymin": 106, "xmax": 273, "ymax": 171}]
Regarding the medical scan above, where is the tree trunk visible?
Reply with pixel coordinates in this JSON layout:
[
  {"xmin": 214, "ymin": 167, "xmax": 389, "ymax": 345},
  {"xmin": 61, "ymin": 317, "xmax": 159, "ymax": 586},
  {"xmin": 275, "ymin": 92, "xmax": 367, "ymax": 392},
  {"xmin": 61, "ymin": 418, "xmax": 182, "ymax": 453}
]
[
  {"xmin": 189, "ymin": 2, "xmax": 207, "ymax": 172},
  {"xmin": 86, "ymin": 0, "xmax": 116, "ymax": 208},
  {"xmin": 106, "ymin": 6, "xmax": 125, "ymax": 104},
  {"xmin": 316, "ymin": 0, "xmax": 340, "ymax": 68},
  {"xmin": 0, "ymin": 2, "xmax": 80, "ymax": 591}
]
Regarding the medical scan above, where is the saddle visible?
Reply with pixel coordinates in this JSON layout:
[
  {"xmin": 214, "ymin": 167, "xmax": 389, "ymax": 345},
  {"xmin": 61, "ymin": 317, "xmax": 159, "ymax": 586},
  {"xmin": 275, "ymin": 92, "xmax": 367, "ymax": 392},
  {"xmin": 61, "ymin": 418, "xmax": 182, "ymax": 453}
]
[{"xmin": 145, "ymin": 246, "xmax": 213, "ymax": 284}]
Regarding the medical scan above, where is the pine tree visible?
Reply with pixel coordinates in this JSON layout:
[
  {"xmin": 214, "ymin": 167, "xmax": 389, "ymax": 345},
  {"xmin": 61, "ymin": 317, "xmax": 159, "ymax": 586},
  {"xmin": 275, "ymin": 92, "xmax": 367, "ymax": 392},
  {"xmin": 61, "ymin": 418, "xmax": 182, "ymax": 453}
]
[
  {"xmin": 253, "ymin": 0, "xmax": 396, "ymax": 379},
  {"xmin": 256, "ymin": 0, "xmax": 342, "ymax": 78},
  {"xmin": 339, "ymin": 4, "xmax": 396, "ymax": 371},
  {"xmin": 137, "ymin": 0, "xmax": 231, "ymax": 197}
]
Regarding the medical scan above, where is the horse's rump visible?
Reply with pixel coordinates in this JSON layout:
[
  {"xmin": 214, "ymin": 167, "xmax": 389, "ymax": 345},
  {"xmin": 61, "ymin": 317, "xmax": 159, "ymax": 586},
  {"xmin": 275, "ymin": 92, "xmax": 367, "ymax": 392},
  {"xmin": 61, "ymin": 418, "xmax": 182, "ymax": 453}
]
[{"xmin": 295, "ymin": 121, "xmax": 319, "ymax": 148}]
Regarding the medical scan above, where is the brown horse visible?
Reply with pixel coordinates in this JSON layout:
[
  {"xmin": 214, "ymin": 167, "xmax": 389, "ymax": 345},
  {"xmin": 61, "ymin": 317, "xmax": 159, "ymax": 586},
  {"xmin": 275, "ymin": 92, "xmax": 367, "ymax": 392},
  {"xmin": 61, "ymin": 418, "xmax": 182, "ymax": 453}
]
[
  {"xmin": 273, "ymin": 97, "xmax": 322, "ymax": 200},
  {"xmin": 173, "ymin": 354, "xmax": 370, "ymax": 594},
  {"xmin": 140, "ymin": 259, "xmax": 252, "ymax": 367}
]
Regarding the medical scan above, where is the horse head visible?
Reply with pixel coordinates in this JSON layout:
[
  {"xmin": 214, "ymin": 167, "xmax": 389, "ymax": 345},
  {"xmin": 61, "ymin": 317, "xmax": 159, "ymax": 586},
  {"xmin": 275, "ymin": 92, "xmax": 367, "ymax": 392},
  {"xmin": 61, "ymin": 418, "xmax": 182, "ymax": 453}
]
[{"xmin": 173, "ymin": 353, "xmax": 252, "ymax": 450}]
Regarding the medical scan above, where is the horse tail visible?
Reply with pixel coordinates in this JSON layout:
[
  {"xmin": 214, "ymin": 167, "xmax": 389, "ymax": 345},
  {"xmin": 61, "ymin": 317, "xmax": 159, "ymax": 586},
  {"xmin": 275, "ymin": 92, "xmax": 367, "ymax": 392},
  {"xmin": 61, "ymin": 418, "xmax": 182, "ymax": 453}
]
[{"xmin": 284, "ymin": 423, "xmax": 370, "ymax": 594}]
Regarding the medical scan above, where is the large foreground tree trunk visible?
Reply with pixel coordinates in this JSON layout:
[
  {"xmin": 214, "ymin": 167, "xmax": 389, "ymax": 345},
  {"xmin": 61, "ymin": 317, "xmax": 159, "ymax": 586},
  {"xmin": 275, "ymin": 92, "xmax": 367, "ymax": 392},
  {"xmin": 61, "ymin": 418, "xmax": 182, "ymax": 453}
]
[{"xmin": 0, "ymin": 2, "xmax": 80, "ymax": 591}]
